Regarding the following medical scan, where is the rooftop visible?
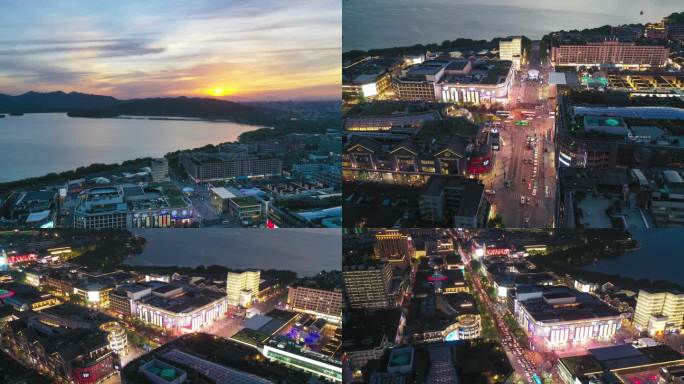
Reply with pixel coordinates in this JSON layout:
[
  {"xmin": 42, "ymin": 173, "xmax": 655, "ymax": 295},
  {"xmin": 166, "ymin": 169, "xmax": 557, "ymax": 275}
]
[{"xmin": 520, "ymin": 286, "xmax": 620, "ymax": 323}]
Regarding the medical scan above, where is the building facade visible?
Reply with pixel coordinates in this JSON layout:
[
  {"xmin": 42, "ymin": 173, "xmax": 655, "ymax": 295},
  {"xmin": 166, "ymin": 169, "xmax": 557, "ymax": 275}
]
[
  {"xmin": 634, "ymin": 289, "xmax": 684, "ymax": 336},
  {"xmin": 343, "ymin": 263, "xmax": 394, "ymax": 309},
  {"xmin": 551, "ymin": 41, "xmax": 669, "ymax": 69},
  {"xmin": 287, "ymin": 286, "xmax": 343, "ymax": 323},
  {"xmin": 226, "ymin": 270, "xmax": 261, "ymax": 307}
]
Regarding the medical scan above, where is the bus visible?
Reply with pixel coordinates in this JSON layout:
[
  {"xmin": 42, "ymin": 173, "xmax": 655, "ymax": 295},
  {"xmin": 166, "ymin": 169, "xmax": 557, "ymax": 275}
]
[
  {"xmin": 521, "ymin": 110, "xmax": 536, "ymax": 117},
  {"xmin": 532, "ymin": 374, "xmax": 542, "ymax": 384}
]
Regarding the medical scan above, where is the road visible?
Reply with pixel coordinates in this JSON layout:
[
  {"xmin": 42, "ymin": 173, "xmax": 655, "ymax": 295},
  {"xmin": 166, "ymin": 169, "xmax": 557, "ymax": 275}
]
[
  {"xmin": 170, "ymin": 175, "xmax": 244, "ymax": 227},
  {"xmin": 452, "ymin": 229, "xmax": 548, "ymax": 384},
  {"xmin": 481, "ymin": 41, "xmax": 557, "ymax": 228}
]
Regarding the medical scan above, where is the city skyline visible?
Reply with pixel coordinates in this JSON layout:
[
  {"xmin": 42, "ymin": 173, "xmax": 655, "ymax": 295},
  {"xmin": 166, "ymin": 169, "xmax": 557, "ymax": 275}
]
[{"xmin": 0, "ymin": 0, "xmax": 341, "ymax": 101}]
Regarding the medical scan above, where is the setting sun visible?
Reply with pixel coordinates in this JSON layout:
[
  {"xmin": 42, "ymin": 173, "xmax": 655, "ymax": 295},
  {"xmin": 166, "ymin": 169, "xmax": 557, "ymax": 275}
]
[{"xmin": 211, "ymin": 88, "xmax": 226, "ymax": 96}]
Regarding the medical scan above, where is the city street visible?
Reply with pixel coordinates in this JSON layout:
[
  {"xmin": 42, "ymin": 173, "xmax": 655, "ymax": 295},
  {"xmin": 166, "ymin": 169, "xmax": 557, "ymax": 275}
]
[
  {"xmin": 170, "ymin": 175, "xmax": 243, "ymax": 227},
  {"xmin": 482, "ymin": 42, "xmax": 557, "ymax": 228},
  {"xmin": 452, "ymin": 230, "xmax": 545, "ymax": 384}
]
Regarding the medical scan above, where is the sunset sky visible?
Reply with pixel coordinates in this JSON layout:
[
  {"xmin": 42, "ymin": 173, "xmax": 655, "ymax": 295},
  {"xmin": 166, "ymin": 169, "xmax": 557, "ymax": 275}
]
[{"xmin": 0, "ymin": 0, "xmax": 341, "ymax": 100}]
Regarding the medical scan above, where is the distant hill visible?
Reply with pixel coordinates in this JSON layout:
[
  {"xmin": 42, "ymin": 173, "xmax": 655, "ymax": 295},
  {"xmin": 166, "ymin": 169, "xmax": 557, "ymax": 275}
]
[
  {"xmin": 110, "ymin": 97, "xmax": 284, "ymax": 123},
  {"xmin": 0, "ymin": 91, "xmax": 119, "ymax": 112},
  {"xmin": 0, "ymin": 91, "xmax": 287, "ymax": 123}
]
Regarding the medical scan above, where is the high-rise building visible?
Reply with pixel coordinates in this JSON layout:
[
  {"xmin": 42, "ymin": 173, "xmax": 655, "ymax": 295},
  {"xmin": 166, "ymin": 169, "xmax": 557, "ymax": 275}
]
[
  {"xmin": 73, "ymin": 187, "xmax": 129, "ymax": 229},
  {"xmin": 343, "ymin": 262, "xmax": 393, "ymax": 309},
  {"xmin": 287, "ymin": 286, "xmax": 343, "ymax": 323},
  {"xmin": 181, "ymin": 152, "xmax": 282, "ymax": 183},
  {"xmin": 150, "ymin": 158, "xmax": 169, "ymax": 182},
  {"xmin": 634, "ymin": 289, "xmax": 684, "ymax": 336},
  {"xmin": 374, "ymin": 230, "xmax": 415, "ymax": 267},
  {"xmin": 550, "ymin": 41, "xmax": 669, "ymax": 69},
  {"xmin": 226, "ymin": 270, "xmax": 261, "ymax": 307},
  {"xmin": 499, "ymin": 37, "xmax": 522, "ymax": 69}
]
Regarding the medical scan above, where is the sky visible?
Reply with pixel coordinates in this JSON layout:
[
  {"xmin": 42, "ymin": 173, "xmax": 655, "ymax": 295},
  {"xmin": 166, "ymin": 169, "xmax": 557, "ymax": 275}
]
[{"xmin": 0, "ymin": 0, "xmax": 341, "ymax": 100}]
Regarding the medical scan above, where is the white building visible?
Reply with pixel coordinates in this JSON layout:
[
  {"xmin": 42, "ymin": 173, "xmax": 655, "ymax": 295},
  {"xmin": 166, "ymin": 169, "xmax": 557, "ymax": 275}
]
[
  {"xmin": 226, "ymin": 270, "xmax": 261, "ymax": 307},
  {"xmin": 135, "ymin": 286, "xmax": 228, "ymax": 333},
  {"xmin": 499, "ymin": 37, "xmax": 523, "ymax": 70},
  {"xmin": 515, "ymin": 286, "xmax": 622, "ymax": 349},
  {"xmin": 634, "ymin": 289, "xmax": 684, "ymax": 336}
]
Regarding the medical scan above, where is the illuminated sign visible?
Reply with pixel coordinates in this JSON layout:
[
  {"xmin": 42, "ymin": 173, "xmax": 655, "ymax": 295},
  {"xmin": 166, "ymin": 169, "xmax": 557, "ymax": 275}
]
[
  {"xmin": 0, "ymin": 289, "xmax": 16, "ymax": 299},
  {"xmin": 361, "ymin": 82, "xmax": 378, "ymax": 97},
  {"xmin": 445, "ymin": 330, "xmax": 459, "ymax": 341},
  {"xmin": 8, "ymin": 253, "xmax": 37, "ymax": 264},
  {"xmin": 427, "ymin": 271, "xmax": 448, "ymax": 282},
  {"xmin": 485, "ymin": 247, "xmax": 510, "ymax": 256},
  {"xmin": 87, "ymin": 291, "xmax": 101, "ymax": 303},
  {"xmin": 467, "ymin": 155, "xmax": 493, "ymax": 175}
]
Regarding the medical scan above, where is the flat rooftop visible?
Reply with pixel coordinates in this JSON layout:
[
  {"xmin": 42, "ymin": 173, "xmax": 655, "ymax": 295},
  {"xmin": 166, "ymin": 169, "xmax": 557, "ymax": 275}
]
[
  {"xmin": 520, "ymin": 286, "xmax": 620, "ymax": 323},
  {"xmin": 142, "ymin": 289, "xmax": 225, "ymax": 314}
]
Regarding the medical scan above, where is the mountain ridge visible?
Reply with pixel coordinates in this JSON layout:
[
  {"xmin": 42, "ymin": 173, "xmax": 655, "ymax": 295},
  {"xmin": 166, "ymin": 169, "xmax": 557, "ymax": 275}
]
[{"xmin": 0, "ymin": 91, "xmax": 288, "ymax": 123}]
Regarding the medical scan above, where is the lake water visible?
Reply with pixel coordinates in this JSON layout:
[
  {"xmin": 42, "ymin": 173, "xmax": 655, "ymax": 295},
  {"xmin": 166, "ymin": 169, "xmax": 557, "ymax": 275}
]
[
  {"xmin": 0, "ymin": 113, "xmax": 260, "ymax": 182},
  {"xmin": 127, "ymin": 228, "xmax": 341, "ymax": 277},
  {"xmin": 343, "ymin": 0, "xmax": 684, "ymax": 51},
  {"xmin": 583, "ymin": 229, "xmax": 684, "ymax": 287}
]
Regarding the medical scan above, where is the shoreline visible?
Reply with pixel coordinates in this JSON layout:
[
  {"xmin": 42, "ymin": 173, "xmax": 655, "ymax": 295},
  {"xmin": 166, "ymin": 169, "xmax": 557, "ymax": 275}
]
[{"xmin": 0, "ymin": 113, "xmax": 266, "ymax": 185}]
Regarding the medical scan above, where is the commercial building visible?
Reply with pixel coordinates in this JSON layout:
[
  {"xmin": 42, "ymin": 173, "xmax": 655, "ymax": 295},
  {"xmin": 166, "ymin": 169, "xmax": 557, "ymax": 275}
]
[
  {"xmin": 342, "ymin": 57, "xmax": 401, "ymax": 101},
  {"xmin": 343, "ymin": 135, "xmax": 469, "ymax": 184},
  {"xmin": 226, "ymin": 270, "xmax": 261, "ymax": 307},
  {"xmin": 393, "ymin": 60, "xmax": 448, "ymax": 101},
  {"xmin": 499, "ymin": 37, "xmax": 523, "ymax": 69},
  {"xmin": 644, "ymin": 21, "xmax": 667, "ymax": 39},
  {"xmin": 126, "ymin": 332, "xmax": 316, "ymax": 383},
  {"xmin": 181, "ymin": 151, "xmax": 282, "ymax": 183},
  {"xmin": 99, "ymin": 321, "xmax": 128, "ymax": 355},
  {"xmin": 633, "ymin": 289, "xmax": 684, "ymax": 336},
  {"xmin": 263, "ymin": 337, "xmax": 343, "ymax": 382},
  {"xmin": 287, "ymin": 285, "xmax": 343, "ymax": 323},
  {"xmin": 555, "ymin": 103, "xmax": 684, "ymax": 169},
  {"xmin": 228, "ymin": 196, "xmax": 263, "ymax": 225},
  {"xmin": 557, "ymin": 344, "xmax": 684, "ymax": 384},
  {"xmin": 343, "ymin": 112, "xmax": 438, "ymax": 133},
  {"xmin": 550, "ymin": 41, "xmax": 669, "ymax": 69},
  {"xmin": 109, "ymin": 283, "xmax": 153, "ymax": 317},
  {"xmin": 73, "ymin": 187, "xmax": 128, "ymax": 229},
  {"xmin": 392, "ymin": 59, "xmax": 514, "ymax": 105},
  {"xmin": 343, "ymin": 308, "xmax": 404, "ymax": 372},
  {"xmin": 73, "ymin": 184, "xmax": 193, "ymax": 229},
  {"xmin": 209, "ymin": 186, "xmax": 236, "ymax": 212},
  {"xmin": 135, "ymin": 285, "xmax": 228, "ymax": 333},
  {"xmin": 150, "ymin": 157, "xmax": 169, "ymax": 182},
  {"xmin": 374, "ymin": 230, "xmax": 415, "ymax": 267},
  {"xmin": 1, "ymin": 318, "xmax": 117, "ymax": 384},
  {"xmin": 650, "ymin": 170, "xmax": 684, "ymax": 227},
  {"xmin": 6, "ymin": 189, "xmax": 56, "ymax": 228},
  {"xmin": 138, "ymin": 359, "xmax": 188, "ymax": 384},
  {"xmin": 343, "ymin": 262, "xmax": 394, "ymax": 309},
  {"xmin": 514, "ymin": 286, "xmax": 622, "ymax": 349},
  {"xmin": 418, "ymin": 176, "xmax": 488, "ymax": 227}
]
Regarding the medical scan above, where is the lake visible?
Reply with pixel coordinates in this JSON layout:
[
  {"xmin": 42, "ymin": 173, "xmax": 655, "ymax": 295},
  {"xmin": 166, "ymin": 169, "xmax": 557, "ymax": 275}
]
[
  {"xmin": 343, "ymin": 0, "xmax": 684, "ymax": 51},
  {"xmin": 583, "ymin": 229, "xmax": 684, "ymax": 287},
  {"xmin": 127, "ymin": 228, "xmax": 342, "ymax": 277},
  {"xmin": 0, "ymin": 113, "xmax": 260, "ymax": 182}
]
